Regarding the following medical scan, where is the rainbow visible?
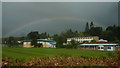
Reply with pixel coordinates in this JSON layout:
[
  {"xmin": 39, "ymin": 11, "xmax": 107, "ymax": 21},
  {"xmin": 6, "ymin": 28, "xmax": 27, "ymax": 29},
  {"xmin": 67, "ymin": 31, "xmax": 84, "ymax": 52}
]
[{"xmin": 5, "ymin": 16, "xmax": 107, "ymax": 37}]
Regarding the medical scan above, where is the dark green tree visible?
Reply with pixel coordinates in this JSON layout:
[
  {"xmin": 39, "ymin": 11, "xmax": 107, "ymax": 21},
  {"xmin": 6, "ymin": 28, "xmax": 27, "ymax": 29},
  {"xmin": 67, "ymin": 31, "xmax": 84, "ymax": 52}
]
[
  {"xmin": 39, "ymin": 32, "xmax": 49, "ymax": 39},
  {"xmin": 70, "ymin": 40, "xmax": 79, "ymax": 48},
  {"xmin": 90, "ymin": 21, "xmax": 94, "ymax": 29},
  {"xmin": 88, "ymin": 27, "xmax": 102, "ymax": 36},
  {"xmin": 27, "ymin": 31, "xmax": 39, "ymax": 45},
  {"xmin": 100, "ymin": 25, "xmax": 120, "ymax": 42},
  {"xmin": 7, "ymin": 37, "xmax": 15, "ymax": 47},
  {"xmin": 91, "ymin": 39, "xmax": 96, "ymax": 42},
  {"xmin": 85, "ymin": 22, "xmax": 89, "ymax": 33}
]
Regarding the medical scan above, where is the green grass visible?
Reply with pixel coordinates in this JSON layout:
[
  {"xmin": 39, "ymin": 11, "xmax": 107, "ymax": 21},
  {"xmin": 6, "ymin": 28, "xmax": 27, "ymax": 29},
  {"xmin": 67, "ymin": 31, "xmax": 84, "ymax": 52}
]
[{"xmin": 2, "ymin": 47, "xmax": 118, "ymax": 62}]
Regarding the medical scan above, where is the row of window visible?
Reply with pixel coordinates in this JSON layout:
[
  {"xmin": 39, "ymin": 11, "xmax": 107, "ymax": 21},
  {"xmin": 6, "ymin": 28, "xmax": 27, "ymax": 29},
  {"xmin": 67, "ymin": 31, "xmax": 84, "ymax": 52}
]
[
  {"xmin": 98, "ymin": 47, "xmax": 111, "ymax": 49},
  {"xmin": 81, "ymin": 46, "xmax": 112, "ymax": 49},
  {"xmin": 69, "ymin": 37, "xmax": 95, "ymax": 39}
]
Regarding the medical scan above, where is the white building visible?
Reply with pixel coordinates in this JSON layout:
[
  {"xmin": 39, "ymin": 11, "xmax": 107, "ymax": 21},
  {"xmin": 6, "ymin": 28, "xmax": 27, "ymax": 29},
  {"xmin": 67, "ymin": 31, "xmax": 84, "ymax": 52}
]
[
  {"xmin": 99, "ymin": 39, "xmax": 108, "ymax": 42},
  {"xmin": 23, "ymin": 39, "xmax": 56, "ymax": 48},
  {"xmin": 67, "ymin": 36, "xmax": 99, "ymax": 44},
  {"xmin": 23, "ymin": 40, "xmax": 34, "ymax": 48},
  {"xmin": 37, "ymin": 39, "xmax": 56, "ymax": 48},
  {"xmin": 79, "ymin": 42, "xmax": 120, "ymax": 51}
]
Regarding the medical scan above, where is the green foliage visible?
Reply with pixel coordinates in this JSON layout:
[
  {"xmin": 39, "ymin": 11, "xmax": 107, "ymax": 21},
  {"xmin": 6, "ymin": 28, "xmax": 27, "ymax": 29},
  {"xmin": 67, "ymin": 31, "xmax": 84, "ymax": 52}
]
[
  {"xmin": 85, "ymin": 22, "xmax": 89, "ymax": 33},
  {"xmin": 56, "ymin": 39, "xmax": 79, "ymax": 49},
  {"xmin": 4, "ymin": 37, "xmax": 21, "ymax": 47},
  {"xmin": 100, "ymin": 26, "xmax": 120, "ymax": 42},
  {"xmin": 70, "ymin": 40, "xmax": 79, "ymax": 48},
  {"xmin": 34, "ymin": 43, "xmax": 43, "ymax": 47},
  {"xmin": 91, "ymin": 40, "xmax": 96, "ymax": 42},
  {"xmin": 88, "ymin": 27, "xmax": 102, "ymax": 36},
  {"xmin": 90, "ymin": 21, "xmax": 94, "ymax": 29},
  {"xmin": 27, "ymin": 31, "xmax": 39, "ymax": 45},
  {"xmin": 39, "ymin": 32, "xmax": 49, "ymax": 39},
  {"xmin": 83, "ymin": 41, "xmax": 89, "ymax": 43}
]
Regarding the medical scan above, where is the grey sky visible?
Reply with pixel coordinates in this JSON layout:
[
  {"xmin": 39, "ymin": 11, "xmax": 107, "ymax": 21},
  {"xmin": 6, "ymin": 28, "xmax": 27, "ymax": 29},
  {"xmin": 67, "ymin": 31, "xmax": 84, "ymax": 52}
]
[
  {"xmin": 2, "ymin": 0, "xmax": 120, "ymax": 2},
  {"xmin": 2, "ymin": 2, "xmax": 118, "ymax": 37}
]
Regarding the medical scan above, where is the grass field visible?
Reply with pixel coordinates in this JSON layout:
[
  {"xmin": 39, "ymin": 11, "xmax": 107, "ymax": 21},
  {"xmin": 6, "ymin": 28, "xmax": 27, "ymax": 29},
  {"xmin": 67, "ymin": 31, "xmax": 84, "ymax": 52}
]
[
  {"xmin": 2, "ymin": 47, "xmax": 118, "ymax": 60},
  {"xmin": 2, "ymin": 47, "xmax": 119, "ymax": 66}
]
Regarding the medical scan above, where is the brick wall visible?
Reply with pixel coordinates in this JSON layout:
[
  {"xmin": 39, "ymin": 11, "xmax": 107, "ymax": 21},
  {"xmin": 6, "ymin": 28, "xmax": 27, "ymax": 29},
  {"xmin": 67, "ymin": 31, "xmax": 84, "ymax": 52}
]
[
  {"xmin": 95, "ymin": 46, "xmax": 98, "ymax": 50},
  {"xmin": 115, "ymin": 47, "xmax": 120, "ymax": 51},
  {"xmin": 43, "ymin": 45, "xmax": 51, "ymax": 48},
  {"xmin": 104, "ymin": 46, "xmax": 107, "ymax": 51},
  {"xmin": 80, "ymin": 48, "xmax": 95, "ymax": 50},
  {"xmin": 94, "ymin": 37, "xmax": 99, "ymax": 42},
  {"xmin": 23, "ymin": 45, "xmax": 33, "ymax": 48}
]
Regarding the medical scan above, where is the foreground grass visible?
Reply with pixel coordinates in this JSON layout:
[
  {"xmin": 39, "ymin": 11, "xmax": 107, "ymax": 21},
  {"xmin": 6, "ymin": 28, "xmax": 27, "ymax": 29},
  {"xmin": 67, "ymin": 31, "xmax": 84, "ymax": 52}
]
[{"xmin": 2, "ymin": 47, "xmax": 119, "ymax": 66}]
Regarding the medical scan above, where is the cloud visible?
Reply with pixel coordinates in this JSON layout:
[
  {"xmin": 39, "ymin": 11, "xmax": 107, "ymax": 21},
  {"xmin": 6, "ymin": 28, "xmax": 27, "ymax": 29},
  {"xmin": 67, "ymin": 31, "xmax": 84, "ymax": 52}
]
[
  {"xmin": 2, "ymin": 0, "xmax": 120, "ymax": 2},
  {"xmin": 2, "ymin": 2, "xmax": 118, "ymax": 37}
]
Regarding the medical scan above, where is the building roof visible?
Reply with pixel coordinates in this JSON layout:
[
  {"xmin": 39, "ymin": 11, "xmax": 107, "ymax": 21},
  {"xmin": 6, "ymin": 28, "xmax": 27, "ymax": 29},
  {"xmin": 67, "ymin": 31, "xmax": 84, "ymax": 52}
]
[
  {"xmin": 23, "ymin": 40, "xmax": 32, "ymax": 42},
  {"xmin": 67, "ymin": 36, "xmax": 99, "ymax": 39},
  {"xmin": 23, "ymin": 39, "xmax": 56, "ymax": 43},
  {"xmin": 80, "ymin": 42, "xmax": 119, "ymax": 46},
  {"xmin": 84, "ymin": 42, "xmax": 118, "ymax": 44},
  {"xmin": 37, "ymin": 39, "xmax": 56, "ymax": 42}
]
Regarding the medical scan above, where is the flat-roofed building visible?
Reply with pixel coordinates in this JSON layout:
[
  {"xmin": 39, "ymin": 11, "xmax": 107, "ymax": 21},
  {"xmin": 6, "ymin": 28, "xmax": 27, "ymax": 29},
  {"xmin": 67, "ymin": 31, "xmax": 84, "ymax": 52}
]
[
  {"xmin": 23, "ymin": 39, "xmax": 56, "ymax": 48},
  {"xmin": 37, "ymin": 39, "xmax": 56, "ymax": 48},
  {"xmin": 67, "ymin": 36, "xmax": 99, "ymax": 44},
  {"xmin": 79, "ymin": 42, "xmax": 120, "ymax": 51}
]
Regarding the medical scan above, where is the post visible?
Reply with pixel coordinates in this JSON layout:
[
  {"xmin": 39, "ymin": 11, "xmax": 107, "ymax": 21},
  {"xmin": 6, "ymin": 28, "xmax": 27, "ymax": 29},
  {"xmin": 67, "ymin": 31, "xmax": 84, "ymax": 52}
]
[
  {"xmin": 95, "ymin": 46, "xmax": 98, "ymax": 50},
  {"xmin": 104, "ymin": 46, "xmax": 107, "ymax": 51}
]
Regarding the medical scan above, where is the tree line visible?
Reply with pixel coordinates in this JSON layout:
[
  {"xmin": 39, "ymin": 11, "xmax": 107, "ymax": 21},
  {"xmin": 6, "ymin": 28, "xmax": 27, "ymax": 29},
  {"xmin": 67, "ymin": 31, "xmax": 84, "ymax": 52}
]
[{"xmin": 2, "ymin": 22, "xmax": 120, "ymax": 47}]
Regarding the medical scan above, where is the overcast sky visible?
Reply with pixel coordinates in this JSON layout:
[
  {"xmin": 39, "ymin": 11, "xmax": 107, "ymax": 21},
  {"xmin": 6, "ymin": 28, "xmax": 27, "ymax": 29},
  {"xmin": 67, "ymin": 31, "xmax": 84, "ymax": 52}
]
[
  {"xmin": 2, "ymin": 2, "xmax": 118, "ymax": 37},
  {"xmin": 2, "ymin": 0, "xmax": 120, "ymax": 2}
]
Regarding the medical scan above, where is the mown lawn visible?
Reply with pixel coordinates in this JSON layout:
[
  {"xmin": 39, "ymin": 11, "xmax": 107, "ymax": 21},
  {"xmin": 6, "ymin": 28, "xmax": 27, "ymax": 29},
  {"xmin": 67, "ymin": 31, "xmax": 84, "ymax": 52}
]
[{"xmin": 2, "ymin": 47, "xmax": 118, "ymax": 60}]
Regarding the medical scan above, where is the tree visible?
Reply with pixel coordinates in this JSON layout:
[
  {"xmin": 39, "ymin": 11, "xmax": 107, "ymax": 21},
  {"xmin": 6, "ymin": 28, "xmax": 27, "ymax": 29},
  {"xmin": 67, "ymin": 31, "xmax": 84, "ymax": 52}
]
[
  {"xmin": 88, "ymin": 27, "xmax": 102, "ymax": 36},
  {"xmin": 90, "ymin": 21, "xmax": 94, "ymax": 29},
  {"xmin": 39, "ymin": 32, "xmax": 49, "ymax": 39},
  {"xmin": 100, "ymin": 25, "xmax": 120, "ymax": 42},
  {"xmin": 7, "ymin": 37, "xmax": 15, "ymax": 47},
  {"xmin": 70, "ymin": 40, "xmax": 79, "ymax": 48},
  {"xmin": 34, "ymin": 43, "xmax": 42, "ymax": 47},
  {"xmin": 91, "ymin": 40, "xmax": 96, "ymax": 42},
  {"xmin": 85, "ymin": 22, "xmax": 89, "ymax": 33},
  {"xmin": 27, "ymin": 31, "xmax": 39, "ymax": 45},
  {"xmin": 83, "ymin": 41, "xmax": 89, "ymax": 43}
]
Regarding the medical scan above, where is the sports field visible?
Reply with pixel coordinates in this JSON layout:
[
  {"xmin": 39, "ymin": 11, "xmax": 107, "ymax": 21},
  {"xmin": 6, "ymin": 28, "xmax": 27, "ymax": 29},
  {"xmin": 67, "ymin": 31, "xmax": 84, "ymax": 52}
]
[
  {"xmin": 2, "ymin": 47, "xmax": 118, "ymax": 60},
  {"xmin": 2, "ymin": 47, "xmax": 119, "ymax": 66}
]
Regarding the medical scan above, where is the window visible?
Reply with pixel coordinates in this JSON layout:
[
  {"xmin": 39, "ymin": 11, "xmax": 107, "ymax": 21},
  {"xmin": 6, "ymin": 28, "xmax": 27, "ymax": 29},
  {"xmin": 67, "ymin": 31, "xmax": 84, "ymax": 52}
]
[
  {"xmin": 98, "ymin": 47, "xmax": 100, "ymax": 49},
  {"xmin": 107, "ymin": 47, "xmax": 111, "ymax": 49},
  {"xmin": 101, "ymin": 47, "xmax": 104, "ymax": 49}
]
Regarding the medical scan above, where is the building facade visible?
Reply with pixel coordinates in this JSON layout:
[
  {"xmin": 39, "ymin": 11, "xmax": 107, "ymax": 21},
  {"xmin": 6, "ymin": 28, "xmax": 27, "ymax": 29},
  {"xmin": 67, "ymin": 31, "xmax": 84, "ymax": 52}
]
[
  {"xmin": 79, "ymin": 42, "xmax": 120, "ymax": 51},
  {"xmin": 67, "ymin": 36, "xmax": 99, "ymax": 44},
  {"xmin": 37, "ymin": 39, "xmax": 56, "ymax": 48},
  {"xmin": 23, "ymin": 40, "xmax": 34, "ymax": 48},
  {"xmin": 23, "ymin": 39, "xmax": 56, "ymax": 48}
]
